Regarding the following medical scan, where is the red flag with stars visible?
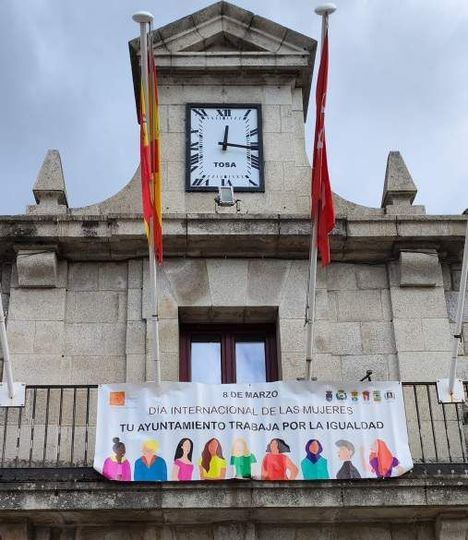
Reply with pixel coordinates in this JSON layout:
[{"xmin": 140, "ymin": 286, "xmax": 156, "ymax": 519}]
[{"xmin": 311, "ymin": 31, "xmax": 335, "ymax": 266}]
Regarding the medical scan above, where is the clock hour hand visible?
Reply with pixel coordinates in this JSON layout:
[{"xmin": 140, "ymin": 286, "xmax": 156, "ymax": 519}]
[
  {"xmin": 217, "ymin": 141, "xmax": 258, "ymax": 150},
  {"xmin": 221, "ymin": 125, "xmax": 229, "ymax": 151}
]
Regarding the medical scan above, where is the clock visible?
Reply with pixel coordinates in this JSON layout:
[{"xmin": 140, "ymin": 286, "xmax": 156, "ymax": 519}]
[{"xmin": 185, "ymin": 103, "xmax": 264, "ymax": 192}]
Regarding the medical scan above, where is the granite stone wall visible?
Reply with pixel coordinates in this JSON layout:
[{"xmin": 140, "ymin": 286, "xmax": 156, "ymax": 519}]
[
  {"xmin": 5, "ymin": 252, "xmax": 465, "ymax": 385},
  {"xmin": 444, "ymin": 261, "xmax": 468, "ymax": 363},
  {"xmin": 0, "ymin": 261, "xmax": 12, "ymax": 373},
  {"xmin": 1, "ymin": 518, "xmax": 467, "ymax": 539},
  {"xmin": 152, "ymin": 83, "xmax": 309, "ymax": 216}
]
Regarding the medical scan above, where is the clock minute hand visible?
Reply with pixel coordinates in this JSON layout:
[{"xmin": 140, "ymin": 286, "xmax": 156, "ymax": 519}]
[
  {"xmin": 217, "ymin": 141, "xmax": 258, "ymax": 150},
  {"xmin": 221, "ymin": 125, "xmax": 229, "ymax": 151}
]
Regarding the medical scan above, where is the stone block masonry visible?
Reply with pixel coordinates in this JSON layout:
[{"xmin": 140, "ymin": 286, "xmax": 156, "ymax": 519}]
[
  {"xmin": 6, "ymin": 261, "xmax": 129, "ymax": 384},
  {"xmin": 5, "ymin": 250, "xmax": 463, "ymax": 383}
]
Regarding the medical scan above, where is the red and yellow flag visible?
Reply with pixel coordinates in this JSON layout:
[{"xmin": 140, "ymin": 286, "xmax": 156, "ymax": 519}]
[{"xmin": 139, "ymin": 38, "xmax": 163, "ymax": 263}]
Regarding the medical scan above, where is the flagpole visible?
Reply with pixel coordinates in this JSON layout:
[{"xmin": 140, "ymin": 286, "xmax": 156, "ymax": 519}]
[
  {"xmin": 305, "ymin": 222, "xmax": 318, "ymax": 381},
  {"xmin": 305, "ymin": 3, "xmax": 336, "ymax": 381},
  {"xmin": 0, "ymin": 286, "xmax": 14, "ymax": 399},
  {"xmin": 133, "ymin": 11, "xmax": 161, "ymax": 384},
  {"xmin": 448, "ymin": 212, "xmax": 468, "ymax": 396}
]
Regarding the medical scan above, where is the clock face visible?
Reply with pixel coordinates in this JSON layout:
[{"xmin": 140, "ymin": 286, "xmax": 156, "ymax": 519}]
[{"xmin": 186, "ymin": 104, "xmax": 264, "ymax": 192}]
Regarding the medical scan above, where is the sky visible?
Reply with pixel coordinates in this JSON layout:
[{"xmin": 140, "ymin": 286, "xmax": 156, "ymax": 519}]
[{"xmin": 1, "ymin": 0, "xmax": 467, "ymax": 216}]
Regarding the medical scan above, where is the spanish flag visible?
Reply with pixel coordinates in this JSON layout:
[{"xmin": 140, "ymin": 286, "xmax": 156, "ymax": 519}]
[{"xmin": 140, "ymin": 38, "xmax": 163, "ymax": 263}]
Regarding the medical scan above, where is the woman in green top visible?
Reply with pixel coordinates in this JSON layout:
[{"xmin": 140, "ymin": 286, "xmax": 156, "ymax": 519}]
[
  {"xmin": 230, "ymin": 438, "xmax": 257, "ymax": 479},
  {"xmin": 301, "ymin": 439, "xmax": 329, "ymax": 480}
]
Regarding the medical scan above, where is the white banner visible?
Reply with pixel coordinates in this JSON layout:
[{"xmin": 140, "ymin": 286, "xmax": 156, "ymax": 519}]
[{"xmin": 94, "ymin": 381, "xmax": 413, "ymax": 482}]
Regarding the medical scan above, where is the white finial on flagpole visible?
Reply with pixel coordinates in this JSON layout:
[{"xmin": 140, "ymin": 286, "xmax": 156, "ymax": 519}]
[
  {"xmin": 315, "ymin": 4, "xmax": 336, "ymax": 48},
  {"xmin": 132, "ymin": 11, "xmax": 154, "ymax": 24},
  {"xmin": 315, "ymin": 3, "xmax": 336, "ymax": 16}
]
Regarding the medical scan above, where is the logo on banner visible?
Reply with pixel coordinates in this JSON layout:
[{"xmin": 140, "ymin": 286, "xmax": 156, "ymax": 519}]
[{"xmin": 109, "ymin": 391, "xmax": 126, "ymax": 406}]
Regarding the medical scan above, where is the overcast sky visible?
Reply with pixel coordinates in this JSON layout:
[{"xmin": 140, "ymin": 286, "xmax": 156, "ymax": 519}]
[{"xmin": 1, "ymin": 0, "xmax": 467, "ymax": 216}]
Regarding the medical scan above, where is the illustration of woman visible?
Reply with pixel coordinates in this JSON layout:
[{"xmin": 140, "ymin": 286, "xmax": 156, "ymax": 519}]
[
  {"xmin": 172, "ymin": 438, "xmax": 194, "ymax": 481},
  {"xmin": 362, "ymin": 439, "xmax": 404, "ymax": 478},
  {"xmin": 261, "ymin": 438, "xmax": 299, "ymax": 481},
  {"xmin": 102, "ymin": 437, "xmax": 131, "ymax": 481},
  {"xmin": 301, "ymin": 439, "xmax": 329, "ymax": 480},
  {"xmin": 230, "ymin": 438, "xmax": 257, "ymax": 479},
  {"xmin": 134, "ymin": 439, "xmax": 167, "ymax": 482},
  {"xmin": 199, "ymin": 438, "xmax": 227, "ymax": 480}
]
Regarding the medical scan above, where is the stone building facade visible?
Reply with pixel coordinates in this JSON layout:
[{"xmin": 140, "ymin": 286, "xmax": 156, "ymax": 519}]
[{"xmin": 0, "ymin": 2, "xmax": 467, "ymax": 538}]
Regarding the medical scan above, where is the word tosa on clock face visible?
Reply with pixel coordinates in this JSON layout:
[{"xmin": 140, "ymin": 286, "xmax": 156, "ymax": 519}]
[{"xmin": 186, "ymin": 104, "xmax": 264, "ymax": 192}]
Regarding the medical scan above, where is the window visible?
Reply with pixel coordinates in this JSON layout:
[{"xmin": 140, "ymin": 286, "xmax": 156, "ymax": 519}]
[{"xmin": 179, "ymin": 324, "xmax": 278, "ymax": 383}]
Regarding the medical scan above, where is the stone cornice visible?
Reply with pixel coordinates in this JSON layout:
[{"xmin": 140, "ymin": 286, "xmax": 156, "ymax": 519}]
[
  {"xmin": 0, "ymin": 213, "xmax": 466, "ymax": 261},
  {"xmin": 0, "ymin": 471, "xmax": 466, "ymax": 522}
]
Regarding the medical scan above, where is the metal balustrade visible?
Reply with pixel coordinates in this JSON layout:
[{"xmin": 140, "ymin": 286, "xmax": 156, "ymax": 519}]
[
  {"xmin": 0, "ymin": 385, "xmax": 97, "ymax": 468},
  {"xmin": 0, "ymin": 383, "xmax": 466, "ymax": 470}
]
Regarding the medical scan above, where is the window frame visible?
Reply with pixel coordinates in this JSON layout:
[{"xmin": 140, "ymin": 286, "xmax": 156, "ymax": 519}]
[{"xmin": 179, "ymin": 323, "xmax": 278, "ymax": 383}]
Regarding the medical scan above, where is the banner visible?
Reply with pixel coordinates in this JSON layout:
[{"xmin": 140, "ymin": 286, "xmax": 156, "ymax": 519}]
[{"xmin": 94, "ymin": 381, "xmax": 413, "ymax": 482}]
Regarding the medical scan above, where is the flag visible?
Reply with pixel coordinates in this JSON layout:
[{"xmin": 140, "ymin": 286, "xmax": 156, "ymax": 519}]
[
  {"xmin": 139, "ymin": 35, "xmax": 163, "ymax": 263},
  {"xmin": 311, "ymin": 31, "xmax": 335, "ymax": 266}
]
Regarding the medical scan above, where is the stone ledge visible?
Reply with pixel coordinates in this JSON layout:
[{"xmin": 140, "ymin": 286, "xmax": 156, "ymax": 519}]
[
  {"xmin": 0, "ymin": 467, "xmax": 467, "ymax": 523},
  {"xmin": 0, "ymin": 214, "xmax": 467, "ymax": 261}
]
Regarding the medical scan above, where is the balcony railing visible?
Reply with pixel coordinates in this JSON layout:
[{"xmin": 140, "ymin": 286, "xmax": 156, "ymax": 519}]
[{"xmin": 0, "ymin": 383, "xmax": 466, "ymax": 472}]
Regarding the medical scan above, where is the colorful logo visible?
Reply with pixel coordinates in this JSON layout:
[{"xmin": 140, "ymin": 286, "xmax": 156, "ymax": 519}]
[
  {"xmin": 325, "ymin": 390, "xmax": 333, "ymax": 402},
  {"xmin": 362, "ymin": 391, "xmax": 370, "ymax": 401},
  {"xmin": 336, "ymin": 390, "xmax": 347, "ymax": 400},
  {"xmin": 373, "ymin": 390, "xmax": 381, "ymax": 402},
  {"xmin": 109, "ymin": 391, "xmax": 126, "ymax": 406},
  {"xmin": 351, "ymin": 391, "xmax": 359, "ymax": 401}
]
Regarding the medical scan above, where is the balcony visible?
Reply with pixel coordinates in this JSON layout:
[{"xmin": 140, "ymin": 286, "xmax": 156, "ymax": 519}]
[
  {"xmin": 0, "ymin": 382, "xmax": 466, "ymax": 477},
  {"xmin": 0, "ymin": 382, "xmax": 467, "ymax": 530}
]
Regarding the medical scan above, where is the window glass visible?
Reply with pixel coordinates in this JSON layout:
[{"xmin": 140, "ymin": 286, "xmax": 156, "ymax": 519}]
[
  {"xmin": 180, "ymin": 325, "xmax": 277, "ymax": 383},
  {"xmin": 191, "ymin": 341, "xmax": 221, "ymax": 383},
  {"xmin": 235, "ymin": 341, "xmax": 266, "ymax": 383}
]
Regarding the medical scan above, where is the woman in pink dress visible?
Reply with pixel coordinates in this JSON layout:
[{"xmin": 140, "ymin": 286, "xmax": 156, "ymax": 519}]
[
  {"xmin": 102, "ymin": 437, "xmax": 131, "ymax": 481},
  {"xmin": 171, "ymin": 438, "xmax": 194, "ymax": 481}
]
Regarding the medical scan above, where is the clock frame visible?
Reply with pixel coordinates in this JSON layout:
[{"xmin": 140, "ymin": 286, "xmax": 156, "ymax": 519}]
[{"xmin": 185, "ymin": 103, "xmax": 264, "ymax": 193}]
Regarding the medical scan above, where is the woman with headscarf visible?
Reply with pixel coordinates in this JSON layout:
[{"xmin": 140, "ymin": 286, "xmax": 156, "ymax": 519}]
[
  {"xmin": 171, "ymin": 438, "xmax": 194, "ymax": 481},
  {"xmin": 199, "ymin": 438, "xmax": 227, "ymax": 480},
  {"xmin": 261, "ymin": 438, "xmax": 299, "ymax": 481},
  {"xmin": 102, "ymin": 437, "xmax": 131, "ymax": 481},
  {"xmin": 364, "ymin": 439, "xmax": 403, "ymax": 478},
  {"xmin": 301, "ymin": 439, "xmax": 329, "ymax": 480}
]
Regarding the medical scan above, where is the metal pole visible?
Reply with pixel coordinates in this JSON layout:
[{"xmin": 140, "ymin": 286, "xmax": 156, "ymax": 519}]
[
  {"xmin": 448, "ymin": 215, "xmax": 468, "ymax": 395},
  {"xmin": 304, "ymin": 4, "xmax": 336, "ymax": 381},
  {"xmin": 0, "ymin": 286, "xmax": 15, "ymax": 399},
  {"xmin": 133, "ymin": 11, "xmax": 161, "ymax": 383},
  {"xmin": 305, "ymin": 220, "xmax": 319, "ymax": 380},
  {"xmin": 149, "ymin": 246, "xmax": 161, "ymax": 383}
]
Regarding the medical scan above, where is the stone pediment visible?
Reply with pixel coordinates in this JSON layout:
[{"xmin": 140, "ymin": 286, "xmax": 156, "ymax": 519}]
[
  {"xmin": 129, "ymin": 2, "xmax": 316, "ymax": 114},
  {"xmin": 149, "ymin": 1, "xmax": 312, "ymax": 56},
  {"xmin": 180, "ymin": 31, "xmax": 268, "ymax": 53}
]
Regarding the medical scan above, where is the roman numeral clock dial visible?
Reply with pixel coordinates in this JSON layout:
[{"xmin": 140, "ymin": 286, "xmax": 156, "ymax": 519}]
[{"xmin": 186, "ymin": 104, "xmax": 264, "ymax": 192}]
